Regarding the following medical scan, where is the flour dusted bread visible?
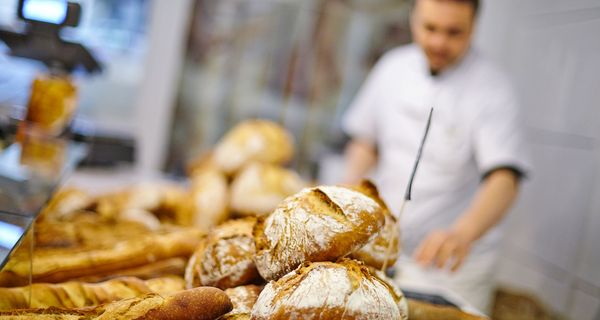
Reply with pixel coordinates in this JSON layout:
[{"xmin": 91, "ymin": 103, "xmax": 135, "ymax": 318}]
[
  {"xmin": 186, "ymin": 218, "xmax": 260, "ymax": 290},
  {"xmin": 220, "ymin": 285, "xmax": 263, "ymax": 320},
  {"xmin": 230, "ymin": 163, "xmax": 306, "ymax": 217},
  {"xmin": 253, "ymin": 185, "xmax": 384, "ymax": 281},
  {"xmin": 251, "ymin": 259, "xmax": 408, "ymax": 320},
  {"xmin": 349, "ymin": 180, "xmax": 401, "ymax": 269},
  {"xmin": 213, "ymin": 119, "xmax": 294, "ymax": 175},
  {"xmin": 0, "ymin": 276, "xmax": 185, "ymax": 310},
  {"xmin": 0, "ymin": 287, "xmax": 232, "ymax": 320}
]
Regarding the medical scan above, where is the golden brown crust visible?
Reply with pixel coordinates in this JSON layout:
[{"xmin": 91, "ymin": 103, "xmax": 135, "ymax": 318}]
[
  {"xmin": 0, "ymin": 276, "xmax": 185, "ymax": 310},
  {"xmin": 229, "ymin": 163, "xmax": 306, "ymax": 217},
  {"xmin": 349, "ymin": 180, "xmax": 401, "ymax": 269},
  {"xmin": 189, "ymin": 168, "xmax": 230, "ymax": 232},
  {"xmin": 251, "ymin": 259, "xmax": 408, "ymax": 319},
  {"xmin": 185, "ymin": 218, "xmax": 260, "ymax": 290},
  {"xmin": 213, "ymin": 119, "xmax": 294, "ymax": 175},
  {"xmin": 0, "ymin": 287, "xmax": 232, "ymax": 320},
  {"xmin": 219, "ymin": 285, "xmax": 263, "ymax": 320},
  {"xmin": 72, "ymin": 257, "xmax": 187, "ymax": 283},
  {"xmin": 253, "ymin": 186, "xmax": 384, "ymax": 281},
  {"xmin": 0, "ymin": 228, "xmax": 203, "ymax": 286}
]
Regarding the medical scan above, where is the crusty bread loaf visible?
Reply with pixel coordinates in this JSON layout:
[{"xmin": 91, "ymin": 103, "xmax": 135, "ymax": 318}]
[
  {"xmin": 408, "ymin": 299, "xmax": 487, "ymax": 320},
  {"xmin": 190, "ymin": 168, "xmax": 230, "ymax": 232},
  {"xmin": 349, "ymin": 180, "xmax": 401, "ymax": 270},
  {"xmin": 219, "ymin": 285, "xmax": 263, "ymax": 320},
  {"xmin": 186, "ymin": 218, "xmax": 260, "ymax": 290},
  {"xmin": 230, "ymin": 163, "xmax": 306, "ymax": 217},
  {"xmin": 0, "ymin": 227, "xmax": 203, "ymax": 286},
  {"xmin": 0, "ymin": 287, "xmax": 232, "ymax": 320},
  {"xmin": 0, "ymin": 276, "xmax": 185, "ymax": 310},
  {"xmin": 253, "ymin": 185, "xmax": 384, "ymax": 281},
  {"xmin": 72, "ymin": 257, "xmax": 187, "ymax": 283},
  {"xmin": 213, "ymin": 119, "xmax": 294, "ymax": 175},
  {"xmin": 251, "ymin": 259, "xmax": 408, "ymax": 319}
]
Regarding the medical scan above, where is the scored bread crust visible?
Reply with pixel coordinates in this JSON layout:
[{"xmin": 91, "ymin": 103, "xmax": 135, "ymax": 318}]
[
  {"xmin": 251, "ymin": 259, "xmax": 408, "ymax": 320},
  {"xmin": 185, "ymin": 218, "xmax": 260, "ymax": 290},
  {"xmin": 349, "ymin": 180, "xmax": 401, "ymax": 269},
  {"xmin": 253, "ymin": 185, "xmax": 384, "ymax": 281},
  {"xmin": 0, "ymin": 287, "xmax": 232, "ymax": 320}
]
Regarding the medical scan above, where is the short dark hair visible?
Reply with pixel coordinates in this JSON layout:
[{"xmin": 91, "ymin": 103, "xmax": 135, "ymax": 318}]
[{"xmin": 415, "ymin": 0, "xmax": 480, "ymax": 16}]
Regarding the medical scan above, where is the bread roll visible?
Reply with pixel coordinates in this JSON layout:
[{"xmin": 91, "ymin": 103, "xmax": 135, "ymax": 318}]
[
  {"xmin": 349, "ymin": 180, "xmax": 401, "ymax": 269},
  {"xmin": 213, "ymin": 119, "xmax": 294, "ymax": 175},
  {"xmin": 230, "ymin": 163, "xmax": 306, "ymax": 217},
  {"xmin": 0, "ymin": 287, "xmax": 232, "ymax": 320},
  {"xmin": 253, "ymin": 185, "xmax": 384, "ymax": 281},
  {"xmin": 186, "ymin": 218, "xmax": 260, "ymax": 290},
  {"xmin": 251, "ymin": 259, "xmax": 408, "ymax": 319},
  {"xmin": 190, "ymin": 168, "xmax": 230, "ymax": 232},
  {"xmin": 0, "ymin": 227, "xmax": 203, "ymax": 286},
  {"xmin": 220, "ymin": 285, "xmax": 263, "ymax": 320},
  {"xmin": 0, "ymin": 276, "xmax": 185, "ymax": 310}
]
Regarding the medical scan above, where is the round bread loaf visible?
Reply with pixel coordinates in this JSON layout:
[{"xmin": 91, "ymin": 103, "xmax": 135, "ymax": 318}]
[
  {"xmin": 251, "ymin": 259, "xmax": 408, "ymax": 320},
  {"xmin": 349, "ymin": 180, "xmax": 401, "ymax": 270},
  {"xmin": 213, "ymin": 119, "xmax": 294, "ymax": 175},
  {"xmin": 253, "ymin": 185, "xmax": 384, "ymax": 281},
  {"xmin": 230, "ymin": 163, "xmax": 306, "ymax": 217},
  {"xmin": 186, "ymin": 218, "xmax": 260, "ymax": 290}
]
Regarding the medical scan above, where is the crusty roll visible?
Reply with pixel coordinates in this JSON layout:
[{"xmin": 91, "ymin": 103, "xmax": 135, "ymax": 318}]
[
  {"xmin": 186, "ymin": 218, "xmax": 260, "ymax": 290},
  {"xmin": 220, "ymin": 285, "xmax": 263, "ymax": 320},
  {"xmin": 0, "ymin": 287, "xmax": 233, "ymax": 320},
  {"xmin": 349, "ymin": 180, "xmax": 401, "ymax": 269},
  {"xmin": 0, "ymin": 276, "xmax": 185, "ymax": 310},
  {"xmin": 190, "ymin": 168, "xmax": 230, "ymax": 232},
  {"xmin": 213, "ymin": 119, "xmax": 294, "ymax": 175},
  {"xmin": 0, "ymin": 227, "xmax": 203, "ymax": 286},
  {"xmin": 230, "ymin": 163, "xmax": 306, "ymax": 217},
  {"xmin": 253, "ymin": 185, "xmax": 384, "ymax": 281},
  {"xmin": 251, "ymin": 259, "xmax": 408, "ymax": 319}
]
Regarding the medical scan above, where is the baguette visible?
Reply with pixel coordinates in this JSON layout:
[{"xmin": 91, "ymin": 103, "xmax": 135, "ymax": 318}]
[
  {"xmin": 0, "ymin": 227, "xmax": 203, "ymax": 286},
  {"xmin": 72, "ymin": 257, "xmax": 187, "ymax": 283},
  {"xmin": 0, "ymin": 276, "xmax": 185, "ymax": 310},
  {"xmin": 253, "ymin": 185, "xmax": 384, "ymax": 281},
  {"xmin": 0, "ymin": 287, "xmax": 232, "ymax": 320}
]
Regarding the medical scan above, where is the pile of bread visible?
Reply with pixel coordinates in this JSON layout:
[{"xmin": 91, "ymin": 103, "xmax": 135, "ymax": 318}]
[{"xmin": 0, "ymin": 119, "xmax": 484, "ymax": 319}]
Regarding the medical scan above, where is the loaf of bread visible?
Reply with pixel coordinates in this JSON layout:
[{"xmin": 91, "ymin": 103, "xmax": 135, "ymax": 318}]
[
  {"xmin": 186, "ymin": 218, "xmax": 260, "ymax": 290},
  {"xmin": 253, "ymin": 185, "xmax": 384, "ymax": 281},
  {"xmin": 0, "ymin": 276, "xmax": 185, "ymax": 310},
  {"xmin": 251, "ymin": 259, "xmax": 408, "ymax": 319},
  {"xmin": 0, "ymin": 287, "xmax": 232, "ymax": 320},
  {"xmin": 349, "ymin": 180, "xmax": 401, "ymax": 270},
  {"xmin": 190, "ymin": 168, "xmax": 230, "ymax": 232},
  {"xmin": 230, "ymin": 163, "xmax": 306, "ymax": 217},
  {"xmin": 213, "ymin": 119, "xmax": 294, "ymax": 175},
  {"xmin": 219, "ymin": 285, "xmax": 263, "ymax": 320},
  {"xmin": 72, "ymin": 257, "xmax": 187, "ymax": 283},
  {"xmin": 0, "ymin": 227, "xmax": 203, "ymax": 286}
]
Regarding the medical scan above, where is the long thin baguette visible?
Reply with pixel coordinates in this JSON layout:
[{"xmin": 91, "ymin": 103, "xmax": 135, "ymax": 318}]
[
  {"xmin": 0, "ymin": 287, "xmax": 233, "ymax": 320},
  {"xmin": 71, "ymin": 257, "xmax": 186, "ymax": 283},
  {"xmin": 0, "ymin": 228, "xmax": 203, "ymax": 286},
  {"xmin": 0, "ymin": 276, "xmax": 185, "ymax": 310}
]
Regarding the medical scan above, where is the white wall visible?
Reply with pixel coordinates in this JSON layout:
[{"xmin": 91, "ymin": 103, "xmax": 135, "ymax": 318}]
[{"xmin": 475, "ymin": 1, "xmax": 600, "ymax": 318}]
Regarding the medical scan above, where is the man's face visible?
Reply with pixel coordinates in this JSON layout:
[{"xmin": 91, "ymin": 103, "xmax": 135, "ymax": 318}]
[{"xmin": 411, "ymin": 0, "xmax": 476, "ymax": 73}]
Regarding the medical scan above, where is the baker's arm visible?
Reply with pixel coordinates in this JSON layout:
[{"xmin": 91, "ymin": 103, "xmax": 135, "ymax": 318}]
[
  {"xmin": 343, "ymin": 138, "xmax": 378, "ymax": 185},
  {"xmin": 414, "ymin": 168, "xmax": 520, "ymax": 271}
]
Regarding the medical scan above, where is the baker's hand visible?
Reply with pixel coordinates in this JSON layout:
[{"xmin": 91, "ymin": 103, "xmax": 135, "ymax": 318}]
[{"xmin": 413, "ymin": 229, "xmax": 472, "ymax": 272}]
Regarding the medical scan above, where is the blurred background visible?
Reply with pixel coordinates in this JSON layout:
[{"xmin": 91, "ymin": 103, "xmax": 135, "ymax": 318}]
[{"xmin": 1, "ymin": 0, "xmax": 599, "ymax": 318}]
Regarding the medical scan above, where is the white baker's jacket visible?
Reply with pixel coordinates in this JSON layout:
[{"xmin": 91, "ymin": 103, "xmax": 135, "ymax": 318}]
[{"xmin": 342, "ymin": 44, "xmax": 531, "ymax": 256}]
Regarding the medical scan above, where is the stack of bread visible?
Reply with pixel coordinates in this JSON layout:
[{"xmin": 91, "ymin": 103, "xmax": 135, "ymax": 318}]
[{"xmin": 0, "ymin": 119, "xmax": 484, "ymax": 319}]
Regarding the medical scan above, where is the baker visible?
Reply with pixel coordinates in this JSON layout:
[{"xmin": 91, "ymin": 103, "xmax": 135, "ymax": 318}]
[{"xmin": 342, "ymin": 0, "xmax": 530, "ymax": 313}]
